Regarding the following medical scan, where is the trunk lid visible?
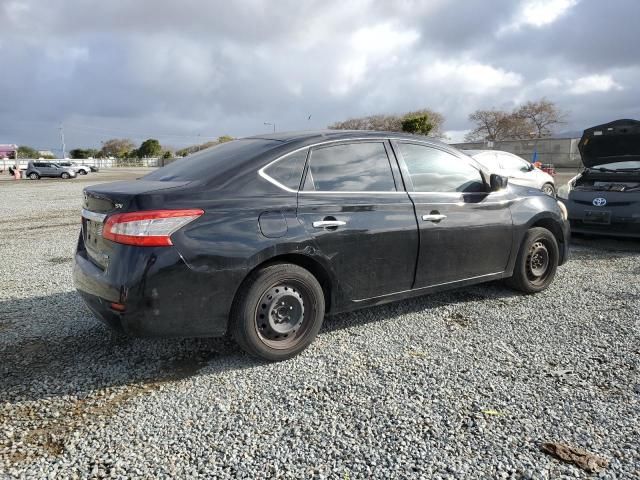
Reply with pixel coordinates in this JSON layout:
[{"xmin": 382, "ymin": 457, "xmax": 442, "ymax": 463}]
[
  {"xmin": 578, "ymin": 119, "xmax": 640, "ymax": 168},
  {"xmin": 81, "ymin": 180, "xmax": 191, "ymax": 269}
]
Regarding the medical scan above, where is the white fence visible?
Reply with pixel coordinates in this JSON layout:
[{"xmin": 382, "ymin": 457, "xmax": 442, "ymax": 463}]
[{"xmin": 1, "ymin": 157, "xmax": 162, "ymax": 171}]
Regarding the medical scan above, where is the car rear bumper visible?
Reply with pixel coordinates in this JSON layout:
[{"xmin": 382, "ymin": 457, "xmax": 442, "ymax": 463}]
[{"xmin": 73, "ymin": 238, "xmax": 236, "ymax": 337}]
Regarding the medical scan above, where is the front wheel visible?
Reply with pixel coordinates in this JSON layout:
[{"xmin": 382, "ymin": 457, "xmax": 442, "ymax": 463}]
[
  {"xmin": 78, "ymin": 169, "xmax": 88, "ymax": 175},
  {"xmin": 505, "ymin": 227, "xmax": 559, "ymax": 294},
  {"xmin": 230, "ymin": 263, "xmax": 325, "ymax": 361},
  {"xmin": 61, "ymin": 172, "xmax": 70, "ymax": 179},
  {"xmin": 541, "ymin": 183, "xmax": 556, "ymax": 197}
]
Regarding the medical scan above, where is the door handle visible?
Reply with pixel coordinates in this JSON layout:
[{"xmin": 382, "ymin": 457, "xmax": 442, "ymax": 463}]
[
  {"xmin": 313, "ymin": 220, "xmax": 346, "ymax": 228},
  {"xmin": 422, "ymin": 214, "xmax": 447, "ymax": 222}
]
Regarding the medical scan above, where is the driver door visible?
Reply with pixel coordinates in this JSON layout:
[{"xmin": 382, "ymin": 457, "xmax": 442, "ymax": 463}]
[{"xmin": 393, "ymin": 142, "xmax": 513, "ymax": 288}]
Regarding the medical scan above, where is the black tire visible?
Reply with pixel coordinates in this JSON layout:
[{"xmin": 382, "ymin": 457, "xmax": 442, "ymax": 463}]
[
  {"xmin": 29, "ymin": 172, "xmax": 40, "ymax": 180},
  {"xmin": 230, "ymin": 263, "xmax": 325, "ymax": 361},
  {"xmin": 78, "ymin": 169, "xmax": 88, "ymax": 175},
  {"xmin": 61, "ymin": 172, "xmax": 70, "ymax": 179},
  {"xmin": 541, "ymin": 183, "xmax": 556, "ymax": 197},
  {"xmin": 505, "ymin": 227, "xmax": 559, "ymax": 294}
]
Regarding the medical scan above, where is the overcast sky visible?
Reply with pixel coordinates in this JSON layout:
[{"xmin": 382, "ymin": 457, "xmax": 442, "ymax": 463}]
[{"xmin": 1, "ymin": 0, "xmax": 638, "ymax": 153}]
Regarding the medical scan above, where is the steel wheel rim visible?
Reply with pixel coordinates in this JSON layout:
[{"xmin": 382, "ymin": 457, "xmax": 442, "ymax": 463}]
[
  {"xmin": 542, "ymin": 184, "xmax": 554, "ymax": 196},
  {"xmin": 254, "ymin": 281, "xmax": 311, "ymax": 349},
  {"xmin": 526, "ymin": 241, "xmax": 551, "ymax": 285}
]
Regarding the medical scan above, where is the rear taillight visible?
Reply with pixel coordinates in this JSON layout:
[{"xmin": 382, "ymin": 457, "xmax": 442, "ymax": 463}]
[{"xmin": 103, "ymin": 209, "xmax": 204, "ymax": 246}]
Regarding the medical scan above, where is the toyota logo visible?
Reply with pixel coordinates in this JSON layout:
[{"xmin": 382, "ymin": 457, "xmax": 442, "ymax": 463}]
[{"xmin": 592, "ymin": 197, "xmax": 607, "ymax": 207}]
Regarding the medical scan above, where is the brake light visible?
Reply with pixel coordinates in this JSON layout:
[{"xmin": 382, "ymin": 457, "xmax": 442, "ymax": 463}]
[{"xmin": 103, "ymin": 209, "xmax": 204, "ymax": 246}]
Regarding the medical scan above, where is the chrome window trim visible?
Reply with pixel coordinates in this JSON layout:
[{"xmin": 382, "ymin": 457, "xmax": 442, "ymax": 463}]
[
  {"xmin": 257, "ymin": 136, "xmax": 486, "ymax": 195},
  {"xmin": 81, "ymin": 208, "xmax": 107, "ymax": 223}
]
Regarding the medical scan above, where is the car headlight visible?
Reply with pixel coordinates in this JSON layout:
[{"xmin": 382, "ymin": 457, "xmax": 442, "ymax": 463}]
[
  {"xmin": 556, "ymin": 183, "xmax": 570, "ymax": 199},
  {"xmin": 556, "ymin": 200, "xmax": 568, "ymax": 221}
]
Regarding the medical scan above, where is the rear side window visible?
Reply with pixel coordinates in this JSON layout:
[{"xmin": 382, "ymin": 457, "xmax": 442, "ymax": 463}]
[
  {"xmin": 263, "ymin": 149, "xmax": 308, "ymax": 190},
  {"xmin": 398, "ymin": 143, "xmax": 485, "ymax": 193},
  {"xmin": 303, "ymin": 142, "xmax": 396, "ymax": 192}
]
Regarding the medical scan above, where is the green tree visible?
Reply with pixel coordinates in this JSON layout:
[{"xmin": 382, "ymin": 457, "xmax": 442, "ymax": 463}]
[
  {"xmin": 70, "ymin": 148, "xmax": 99, "ymax": 159},
  {"xmin": 329, "ymin": 109, "xmax": 445, "ymax": 138},
  {"xmin": 217, "ymin": 135, "xmax": 234, "ymax": 143},
  {"xmin": 137, "ymin": 138, "xmax": 162, "ymax": 158},
  {"xmin": 161, "ymin": 150, "xmax": 173, "ymax": 159},
  {"xmin": 401, "ymin": 114, "xmax": 434, "ymax": 136},
  {"xmin": 17, "ymin": 145, "xmax": 40, "ymax": 159},
  {"xmin": 101, "ymin": 138, "xmax": 136, "ymax": 158}
]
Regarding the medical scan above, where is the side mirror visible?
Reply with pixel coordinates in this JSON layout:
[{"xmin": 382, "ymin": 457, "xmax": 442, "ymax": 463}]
[{"xmin": 490, "ymin": 173, "xmax": 508, "ymax": 191}]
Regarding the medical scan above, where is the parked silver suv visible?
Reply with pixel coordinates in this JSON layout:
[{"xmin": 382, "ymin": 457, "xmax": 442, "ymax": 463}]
[{"xmin": 25, "ymin": 161, "xmax": 77, "ymax": 180}]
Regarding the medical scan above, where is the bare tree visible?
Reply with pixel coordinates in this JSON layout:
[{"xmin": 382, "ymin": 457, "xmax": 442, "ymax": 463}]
[
  {"xmin": 466, "ymin": 99, "xmax": 568, "ymax": 142},
  {"xmin": 514, "ymin": 98, "xmax": 567, "ymax": 138},
  {"xmin": 465, "ymin": 110, "xmax": 528, "ymax": 142}
]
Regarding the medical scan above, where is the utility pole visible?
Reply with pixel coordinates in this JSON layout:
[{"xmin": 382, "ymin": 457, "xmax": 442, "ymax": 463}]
[
  {"xmin": 264, "ymin": 122, "xmax": 276, "ymax": 133},
  {"xmin": 59, "ymin": 123, "xmax": 66, "ymax": 159}
]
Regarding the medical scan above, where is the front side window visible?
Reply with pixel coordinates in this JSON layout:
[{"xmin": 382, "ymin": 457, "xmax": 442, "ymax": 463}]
[
  {"xmin": 303, "ymin": 142, "xmax": 396, "ymax": 192},
  {"xmin": 398, "ymin": 143, "xmax": 485, "ymax": 193},
  {"xmin": 263, "ymin": 149, "xmax": 308, "ymax": 190}
]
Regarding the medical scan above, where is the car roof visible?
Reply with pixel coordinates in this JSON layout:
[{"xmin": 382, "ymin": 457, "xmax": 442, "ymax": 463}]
[
  {"xmin": 463, "ymin": 149, "xmax": 492, "ymax": 155},
  {"xmin": 464, "ymin": 149, "xmax": 516, "ymax": 155},
  {"xmin": 245, "ymin": 129, "xmax": 454, "ymax": 150}
]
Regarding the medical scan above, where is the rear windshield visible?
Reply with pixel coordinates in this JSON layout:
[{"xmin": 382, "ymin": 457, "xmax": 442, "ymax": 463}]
[{"xmin": 143, "ymin": 139, "xmax": 279, "ymax": 182}]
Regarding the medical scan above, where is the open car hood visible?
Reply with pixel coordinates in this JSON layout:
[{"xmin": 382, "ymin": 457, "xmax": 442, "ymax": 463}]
[{"xmin": 578, "ymin": 119, "xmax": 640, "ymax": 168}]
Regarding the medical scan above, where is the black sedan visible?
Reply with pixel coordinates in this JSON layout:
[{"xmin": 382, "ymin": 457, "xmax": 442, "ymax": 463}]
[
  {"xmin": 558, "ymin": 119, "xmax": 640, "ymax": 237},
  {"xmin": 74, "ymin": 131, "xmax": 569, "ymax": 361}
]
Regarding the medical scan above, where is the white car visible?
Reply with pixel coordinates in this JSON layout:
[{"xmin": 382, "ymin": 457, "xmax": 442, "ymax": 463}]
[
  {"xmin": 58, "ymin": 161, "xmax": 92, "ymax": 175},
  {"xmin": 465, "ymin": 149, "xmax": 556, "ymax": 196}
]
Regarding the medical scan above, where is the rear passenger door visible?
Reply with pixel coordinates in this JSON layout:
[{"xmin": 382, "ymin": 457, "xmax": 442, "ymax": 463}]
[
  {"xmin": 296, "ymin": 141, "xmax": 419, "ymax": 301},
  {"xmin": 393, "ymin": 142, "xmax": 513, "ymax": 288}
]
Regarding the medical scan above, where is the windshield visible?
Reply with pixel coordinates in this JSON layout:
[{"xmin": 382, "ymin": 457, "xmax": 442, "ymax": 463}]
[
  {"xmin": 592, "ymin": 160, "xmax": 640, "ymax": 170},
  {"xmin": 143, "ymin": 139, "xmax": 280, "ymax": 182}
]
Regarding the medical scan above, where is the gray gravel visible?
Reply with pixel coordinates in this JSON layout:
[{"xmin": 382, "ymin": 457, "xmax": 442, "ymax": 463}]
[{"xmin": 1, "ymin": 175, "xmax": 639, "ymax": 479}]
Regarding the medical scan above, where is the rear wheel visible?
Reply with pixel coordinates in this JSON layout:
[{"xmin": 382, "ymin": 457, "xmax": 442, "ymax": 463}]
[
  {"xmin": 505, "ymin": 227, "xmax": 559, "ymax": 293},
  {"xmin": 230, "ymin": 263, "xmax": 325, "ymax": 361},
  {"xmin": 29, "ymin": 173, "xmax": 40, "ymax": 180},
  {"xmin": 61, "ymin": 172, "xmax": 70, "ymax": 179},
  {"xmin": 541, "ymin": 183, "xmax": 556, "ymax": 197}
]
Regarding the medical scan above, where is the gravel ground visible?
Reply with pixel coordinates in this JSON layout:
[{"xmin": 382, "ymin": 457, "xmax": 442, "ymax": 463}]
[{"xmin": 0, "ymin": 176, "xmax": 639, "ymax": 479}]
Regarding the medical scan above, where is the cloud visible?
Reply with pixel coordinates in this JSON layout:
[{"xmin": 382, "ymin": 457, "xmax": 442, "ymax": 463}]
[
  {"xmin": 422, "ymin": 61, "xmax": 522, "ymax": 95},
  {"xmin": 568, "ymin": 74, "xmax": 623, "ymax": 95},
  {"xmin": 499, "ymin": 0, "xmax": 579, "ymax": 33},
  {"xmin": 0, "ymin": 0, "xmax": 637, "ymax": 152}
]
